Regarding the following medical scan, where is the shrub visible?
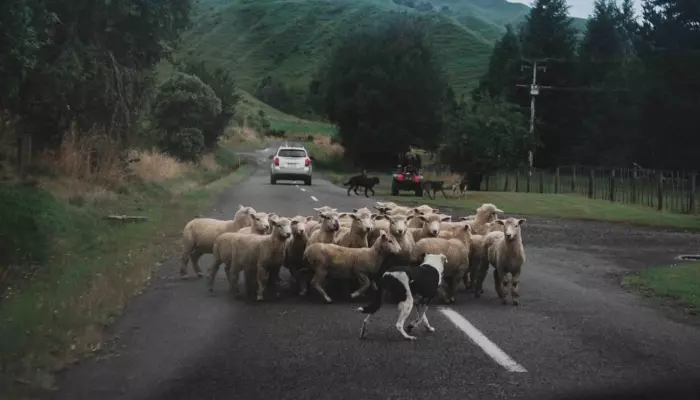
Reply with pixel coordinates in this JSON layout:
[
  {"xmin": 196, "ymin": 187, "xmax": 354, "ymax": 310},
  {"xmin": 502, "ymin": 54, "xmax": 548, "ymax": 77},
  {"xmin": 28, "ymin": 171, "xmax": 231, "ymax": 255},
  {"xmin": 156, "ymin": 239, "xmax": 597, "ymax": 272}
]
[{"xmin": 158, "ymin": 128, "xmax": 206, "ymax": 162}]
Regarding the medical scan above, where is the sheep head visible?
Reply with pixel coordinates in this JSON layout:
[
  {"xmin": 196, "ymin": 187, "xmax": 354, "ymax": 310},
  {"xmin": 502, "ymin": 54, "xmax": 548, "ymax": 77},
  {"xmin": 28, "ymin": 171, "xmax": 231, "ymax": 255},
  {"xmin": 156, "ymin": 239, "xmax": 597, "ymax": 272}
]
[
  {"xmin": 271, "ymin": 217, "xmax": 293, "ymax": 240},
  {"xmin": 495, "ymin": 218, "xmax": 526, "ymax": 242},
  {"xmin": 236, "ymin": 205, "xmax": 256, "ymax": 216},
  {"xmin": 350, "ymin": 209, "xmax": 377, "ymax": 234},
  {"xmin": 320, "ymin": 211, "xmax": 343, "ymax": 232},
  {"xmin": 250, "ymin": 212, "xmax": 271, "ymax": 232},
  {"xmin": 384, "ymin": 214, "xmax": 408, "ymax": 237},
  {"xmin": 373, "ymin": 230, "xmax": 402, "ymax": 255},
  {"xmin": 419, "ymin": 213, "xmax": 451, "ymax": 237},
  {"xmin": 290, "ymin": 216, "xmax": 310, "ymax": 236},
  {"xmin": 476, "ymin": 203, "xmax": 504, "ymax": 222}
]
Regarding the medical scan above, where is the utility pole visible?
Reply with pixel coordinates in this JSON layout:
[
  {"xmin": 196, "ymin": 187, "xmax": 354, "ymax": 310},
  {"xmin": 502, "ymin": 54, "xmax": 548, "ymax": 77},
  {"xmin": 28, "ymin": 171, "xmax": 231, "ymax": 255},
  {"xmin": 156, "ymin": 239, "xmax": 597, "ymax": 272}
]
[{"xmin": 516, "ymin": 58, "xmax": 550, "ymax": 176}]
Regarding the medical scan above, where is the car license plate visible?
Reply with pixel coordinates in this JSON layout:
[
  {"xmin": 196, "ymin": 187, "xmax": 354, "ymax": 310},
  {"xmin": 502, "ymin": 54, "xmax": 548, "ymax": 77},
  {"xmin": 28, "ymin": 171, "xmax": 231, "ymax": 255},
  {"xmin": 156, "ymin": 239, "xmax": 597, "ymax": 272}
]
[{"xmin": 286, "ymin": 163, "xmax": 297, "ymax": 168}]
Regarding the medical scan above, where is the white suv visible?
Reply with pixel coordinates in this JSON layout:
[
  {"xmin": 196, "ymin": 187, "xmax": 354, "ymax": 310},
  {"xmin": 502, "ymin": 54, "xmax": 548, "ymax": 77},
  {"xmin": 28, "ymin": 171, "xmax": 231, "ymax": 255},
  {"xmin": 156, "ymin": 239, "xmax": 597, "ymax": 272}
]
[{"xmin": 269, "ymin": 145, "xmax": 313, "ymax": 185}]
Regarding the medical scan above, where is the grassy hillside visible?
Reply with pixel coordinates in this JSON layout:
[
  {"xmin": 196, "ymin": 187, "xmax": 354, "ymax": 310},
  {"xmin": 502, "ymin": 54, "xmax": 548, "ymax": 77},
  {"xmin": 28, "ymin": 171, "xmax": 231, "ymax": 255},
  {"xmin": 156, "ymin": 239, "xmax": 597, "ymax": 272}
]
[{"xmin": 179, "ymin": 0, "xmax": 494, "ymax": 101}]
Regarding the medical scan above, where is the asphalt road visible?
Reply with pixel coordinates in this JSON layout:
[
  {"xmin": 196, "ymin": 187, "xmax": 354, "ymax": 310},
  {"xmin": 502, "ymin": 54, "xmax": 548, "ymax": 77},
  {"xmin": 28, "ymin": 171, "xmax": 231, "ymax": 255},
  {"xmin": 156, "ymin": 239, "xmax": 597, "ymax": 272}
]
[{"xmin": 47, "ymin": 147, "xmax": 700, "ymax": 400}]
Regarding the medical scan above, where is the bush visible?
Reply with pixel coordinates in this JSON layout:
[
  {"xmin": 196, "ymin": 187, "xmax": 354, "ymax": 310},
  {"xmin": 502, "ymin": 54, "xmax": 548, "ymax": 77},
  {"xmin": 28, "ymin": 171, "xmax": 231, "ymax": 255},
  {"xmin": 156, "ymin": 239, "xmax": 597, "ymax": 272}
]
[
  {"xmin": 266, "ymin": 129, "xmax": 287, "ymax": 138},
  {"xmin": 152, "ymin": 72, "xmax": 222, "ymax": 159},
  {"xmin": 158, "ymin": 128, "xmax": 206, "ymax": 162}
]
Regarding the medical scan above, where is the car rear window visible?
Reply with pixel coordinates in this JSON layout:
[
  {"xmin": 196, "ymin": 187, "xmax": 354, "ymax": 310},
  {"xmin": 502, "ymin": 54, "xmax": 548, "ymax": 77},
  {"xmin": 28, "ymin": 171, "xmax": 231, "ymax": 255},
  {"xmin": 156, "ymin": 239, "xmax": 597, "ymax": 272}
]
[{"xmin": 278, "ymin": 149, "xmax": 307, "ymax": 158}]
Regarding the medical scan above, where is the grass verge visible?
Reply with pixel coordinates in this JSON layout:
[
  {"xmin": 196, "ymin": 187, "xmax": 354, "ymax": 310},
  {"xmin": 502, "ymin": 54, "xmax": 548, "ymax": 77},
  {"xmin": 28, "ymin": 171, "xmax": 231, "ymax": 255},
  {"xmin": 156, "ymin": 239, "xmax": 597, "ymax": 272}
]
[
  {"xmin": 326, "ymin": 172, "xmax": 700, "ymax": 231},
  {"xmin": 0, "ymin": 143, "xmax": 252, "ymax": 398},
  {"xmin": 623, "ymin": 262, "xmax": 700, "ymax": 315}
]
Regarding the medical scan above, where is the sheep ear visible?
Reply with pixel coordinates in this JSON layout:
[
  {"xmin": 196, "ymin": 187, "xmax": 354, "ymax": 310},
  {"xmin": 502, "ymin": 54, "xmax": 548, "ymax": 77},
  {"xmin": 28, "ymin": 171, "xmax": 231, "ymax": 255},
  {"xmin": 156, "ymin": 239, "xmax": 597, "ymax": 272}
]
[
  {"xmin": 375, "ymin": 215, "xmax": 388, "ymax": 220},
  {"xmin": 495, "ymin": 219, "xmax": 505, "ymax": 225},
  {"xmin": 518, "ymin": 219, "xmax": 526, "ymax": 226},
  {"xmin": 291, "ymin": 220, "xmax": 299, "ymax": 225},
  {"xmin": 268, "ymin": 213, "xmax": 279, "ymax": 220},
  {"xmin": 349, "ymin": 213, "xmax": 359, "ymax": 220},
  {"xmin": 458, "ymin": 216, "xmax": 469, "ymax": 221},
  {"xmin": 306, "ymin": 216, "xmax": 314, "ymax": 221},
  {"xmin": 432, "ymin": 208, "xmax": 439, "ymax": 213},
  {"xmin": 352, "ymin": 208, "xmax": 359, "ymax": 213},
  {"xmin": 418, "ymin": 215, "xmax": 428, "ymax": 222},
  {"xmin": 413, "ymin": 208, "xmax": 422, "ymax": 214},
  {"xmin": 440, "ymin": 215, "xmax": 452, "ymax": 222},
  {"xmin": 238, "ymin": 204, "xmax": 244, "ymax": 211},
  {"xmin": 269, "ymin": 219, "xmax": 278, "ymax": 227},
  {"xmin": 463, "ymin": 223, "xmax": 472, "ymax": 232},
  {"xmin": 372, "ymin": 205, "xmax": 382, "ymax": 211},
  {"xmin": 313, "ymin": 207, "xmax": 322, "ymax": 212},
  {"xmin": 370, "ymin": 213, "xmax": 378, "ymax": 220},
  {"xmin": 338, "ymin": 213, "xmax": 348, "ymax": 218},
  {"xmin": 495, "ymin": 208, "xmax": 504, "ymax": 214}
]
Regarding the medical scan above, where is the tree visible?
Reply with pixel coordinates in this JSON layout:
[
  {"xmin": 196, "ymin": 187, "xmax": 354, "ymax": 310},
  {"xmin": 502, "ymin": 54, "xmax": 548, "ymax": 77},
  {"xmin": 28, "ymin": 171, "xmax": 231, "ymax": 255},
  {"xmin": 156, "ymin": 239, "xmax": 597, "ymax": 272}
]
[
  {"xmin": 180, "ymin": 61, "xmax": 241, "ymax": 148},
  {"xmin": 318, "ymin": 13, "xmax": 450, "ymax": 167},
  {"xmin": 439, "ymin": 95, "xmax": 535, "ymax": 190},
  {"xmin": 255, "ymin": 76, "xmax": 292, "ymax": 114},
  {"xmin": 636, "ymin": 0, "xmax": 700, "ymax": 170},
  {"xmin": 472, "ymin": 25, "xmax": 522, "ymax": 103},
  {"xmin": 518, "ymin": 0, "xmax": 579, "ymax": 167},
  {"xmin": 153, "ymin": 72, "xmax": 222, "ymax": 160}
]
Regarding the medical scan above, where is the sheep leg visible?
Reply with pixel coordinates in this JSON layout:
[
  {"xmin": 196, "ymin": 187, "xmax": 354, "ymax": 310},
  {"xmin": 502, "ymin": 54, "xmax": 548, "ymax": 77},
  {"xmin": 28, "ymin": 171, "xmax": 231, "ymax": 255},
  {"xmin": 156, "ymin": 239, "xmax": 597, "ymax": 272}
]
[
  {"xmin": 395, "ymin": 299, "xmax": 417, "ymax": 340},
  {"xmin": 473, "ymin": 258, "xmax": 491, "ymax": 298},
  {"xmin": 206, "ymin": 258, "xmax": 222, "ymax": 292},
  {"xmin": 255, "ymin": 264, "xmax": 268, "ymax": 301},
  {"xmin": 179, "ymin": 248, "xmax": 192, "ymax": 279},
  {"xmin": 229, "ymin": 264, "xmax": 242, "ymax": 296},
  {"xmin": 310, "ymin": 270, "xmax": 333, "ymax": 303},
  {"xmin": 447, "ymin": 273, "xmax": 462, "ymax": 304},
  {"xmin": 267, "ymin": 265, "xmax": 282, "ymax": 298},
  {"xmin": 350, "ymin": 273, "xmax": 371, "ymax": 299},
  {"xmin": 437, "ymin": 283, "xmax": 450, "ymax": 304},
  {"xmin": 494, "ymin": 268, "xmax": 508, "ymax": 305},
  {"xmin": 190, "ymin": 251, "xmax": 204, "ymax": 278},
  {"xmin": 510, "ymin": 271, "xmax": 521, "ymax": 306}
]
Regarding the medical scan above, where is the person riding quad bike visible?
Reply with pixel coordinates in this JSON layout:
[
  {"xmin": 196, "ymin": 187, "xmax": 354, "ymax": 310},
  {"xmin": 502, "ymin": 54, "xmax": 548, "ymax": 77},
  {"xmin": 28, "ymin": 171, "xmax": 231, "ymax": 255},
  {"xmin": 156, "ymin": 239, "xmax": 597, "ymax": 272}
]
[{"xmin": 402, "ymin": 151, "xmax": 422, "ymax": 174}]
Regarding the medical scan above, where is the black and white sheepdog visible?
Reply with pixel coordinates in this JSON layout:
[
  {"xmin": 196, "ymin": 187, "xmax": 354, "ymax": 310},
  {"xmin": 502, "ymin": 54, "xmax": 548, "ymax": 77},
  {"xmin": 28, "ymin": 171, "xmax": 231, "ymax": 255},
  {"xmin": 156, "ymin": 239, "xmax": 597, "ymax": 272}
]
[{"xmin": 356, "ymin": 253, "xmax": 447, "ymax": 341}]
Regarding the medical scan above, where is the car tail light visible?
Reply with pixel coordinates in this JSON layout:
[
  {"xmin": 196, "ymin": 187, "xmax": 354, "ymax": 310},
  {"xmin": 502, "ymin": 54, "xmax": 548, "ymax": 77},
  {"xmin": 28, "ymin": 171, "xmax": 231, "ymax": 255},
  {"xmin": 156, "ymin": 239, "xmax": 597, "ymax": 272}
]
[
  {"xmin": 304, "ymin": 157, "xmax": 310, "ymax": 167},
  {"xmin": 396, "ymin": 174, "xmax": 404, "ymax": 182},
  {"xmin": 273, "ymin": 157, "xmax": 279, "ymax": 166},
  {"xmin": 412, "ymin": 175, "xmax": 420, "ymax": 183}
]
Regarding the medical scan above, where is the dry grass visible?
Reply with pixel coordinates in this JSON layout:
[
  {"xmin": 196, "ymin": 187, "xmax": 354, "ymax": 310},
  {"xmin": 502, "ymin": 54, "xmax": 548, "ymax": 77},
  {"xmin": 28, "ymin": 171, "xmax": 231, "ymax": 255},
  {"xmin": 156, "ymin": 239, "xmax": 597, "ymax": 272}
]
[
  {"xmin": 127, "ymin": 149, "xmax": 195, "ymax": 181},
  {"xmin": 220, "ymin": 125, "xmax": 266, "ymax": 149}
]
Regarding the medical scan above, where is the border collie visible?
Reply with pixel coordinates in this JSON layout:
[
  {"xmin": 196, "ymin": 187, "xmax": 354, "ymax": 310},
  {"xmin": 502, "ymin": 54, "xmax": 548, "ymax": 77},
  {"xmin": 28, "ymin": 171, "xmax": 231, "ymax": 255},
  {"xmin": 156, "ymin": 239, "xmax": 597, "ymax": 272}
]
[{"xmin": 356, "ymin": 253, "xmax": 447, "ymax": 341}]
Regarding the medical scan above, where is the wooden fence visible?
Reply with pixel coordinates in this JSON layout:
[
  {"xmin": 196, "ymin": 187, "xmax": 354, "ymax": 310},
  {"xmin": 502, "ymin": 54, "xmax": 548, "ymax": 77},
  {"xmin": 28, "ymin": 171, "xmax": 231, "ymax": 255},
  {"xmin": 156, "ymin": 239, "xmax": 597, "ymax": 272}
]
[{"xmin": 475, "ymin": 165, "xmax": 697, "ymax": 214}]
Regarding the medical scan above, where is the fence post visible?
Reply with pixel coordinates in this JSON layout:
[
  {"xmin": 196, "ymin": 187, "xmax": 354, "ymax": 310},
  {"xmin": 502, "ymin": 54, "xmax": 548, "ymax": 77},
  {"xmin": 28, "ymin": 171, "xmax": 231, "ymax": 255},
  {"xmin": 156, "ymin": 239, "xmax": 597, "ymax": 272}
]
[
  {"xmin": 539, "ymin": 170, "xmax": 544, "ymax": 193},
  {"xmin": 609, "ymin": 169, "xmax": 616, "ymax": 202},
  {"xmin": 554, "ymin": 167, "xmax": 560, "ymax": 194},
  {"xmin": 526, "ymin": 170, "xmax": 531, "ymax": 193},
  {"xmin": 588, "ymin": 169, "xmax": 594, "ymax": 199},
  {"xmin": 690, "ymin": 173, "xmax": 697, "ymax": 214},
  {"xmin": 657, "ymin": 173, "xmax": 664, "ymax": 211},
  {"xmin": 571, "ymin": 165, "xmax": 576, "ymax": 192},
  {"xmin": 515, "ymin": 171, "xmax": 520, "ymax": 192},
  {"xmin": 631, "ymin": 169, "xmax": 637, "ymax": 204},
  {"xmin": 503, "ymin": 172, "xmax": 509, "ymax": 192}
]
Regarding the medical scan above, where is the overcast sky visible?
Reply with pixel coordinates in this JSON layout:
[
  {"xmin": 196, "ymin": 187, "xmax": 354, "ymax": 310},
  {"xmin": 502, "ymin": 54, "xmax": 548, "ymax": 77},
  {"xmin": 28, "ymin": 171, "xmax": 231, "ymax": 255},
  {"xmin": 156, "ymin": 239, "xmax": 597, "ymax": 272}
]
[{"xmin": 508, "ymin": 0, "xmax": 643, "ymax": 19}]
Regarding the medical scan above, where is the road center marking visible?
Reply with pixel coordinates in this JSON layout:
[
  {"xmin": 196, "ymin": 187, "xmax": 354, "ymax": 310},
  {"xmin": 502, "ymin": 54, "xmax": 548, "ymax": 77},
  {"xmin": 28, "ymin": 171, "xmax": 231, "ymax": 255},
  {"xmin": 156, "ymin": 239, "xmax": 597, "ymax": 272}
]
[
  {"xmin": 310, "ymin": 196, "xmax": 318, "ymax": 202},
  {"xmin": 439, "ymin": 308, "xmax": 527, "ymax": 373},
  {"xmin": 300, "ymin": 188, "xmax": 306, "ymax": 192}
]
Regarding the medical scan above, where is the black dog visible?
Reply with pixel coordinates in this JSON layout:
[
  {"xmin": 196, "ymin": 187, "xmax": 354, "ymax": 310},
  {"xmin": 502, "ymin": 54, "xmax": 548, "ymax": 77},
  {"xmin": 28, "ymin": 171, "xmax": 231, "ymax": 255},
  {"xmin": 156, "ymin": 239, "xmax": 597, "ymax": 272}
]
[
  {"xmin": 356, "ymin": 253, "xmax": 447, "ymax": 341},
  {"xmin": 343, "ymin": 175, "xmax": 381, "ymax": 197},
  {"xmin": 421, "ymin": 180, "xmax": 449, "ymax": 200}
]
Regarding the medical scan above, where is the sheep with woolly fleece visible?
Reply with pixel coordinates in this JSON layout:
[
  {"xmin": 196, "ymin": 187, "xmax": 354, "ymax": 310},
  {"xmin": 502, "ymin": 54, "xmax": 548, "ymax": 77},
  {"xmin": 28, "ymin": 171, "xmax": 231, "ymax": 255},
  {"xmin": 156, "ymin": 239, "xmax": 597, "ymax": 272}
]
[
  {"xmin": 466, "ymin": 203, "xmax": 504, "ymax": 235},
  {"xmin": 301, "ymin": 231, "xmax": 402, "ymax": 303},
  {"xmin": 178, "ymin": 205, "xmax": 256, "ymax": 278},
  {"xmin": 282, "ymin": 216, "xmax": 314, "ymax": 292},
  {"xmin": 438, "ymin": 221, "xmax": 501, "ymax": 292},
  {"xmin": 207, "ymin": 217, "xmax": 293, "ymax": 301},
  {"xmin": 334, "ymin": 208, "xmax": 377, "ymax": 248},
  {"xmin": 473, "ymin": 218, "xmax": 527, "ymax": 305},
  {"xmin": 308, "ymin": 211, "xmax": 345, "ymax": 245},
  {"xmin": 411, "ymin": 222, "xmax": 472, "ymax": 304},
  {"xmin": 372, "ymin": 214, "xmax": 414, "ymax": 261},
  {"xmin": 408, "ymin": 213, "xmax": 451, "ymax": 242},
  {"xmin": 236, "ymin": 212, "xmax": 276, "ymax": 234},
  {"xmin": 307, "ymin": 207, "xmax": 339, "ymax": 234}
]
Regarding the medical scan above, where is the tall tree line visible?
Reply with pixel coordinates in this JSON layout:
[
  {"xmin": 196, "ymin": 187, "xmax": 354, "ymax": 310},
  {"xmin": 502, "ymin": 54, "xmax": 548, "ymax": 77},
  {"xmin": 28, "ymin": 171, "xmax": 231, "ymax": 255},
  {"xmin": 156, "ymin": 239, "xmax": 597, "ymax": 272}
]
[{"xmin": 474, "ymin": 0, "xmax": 700, "ymax": 171}]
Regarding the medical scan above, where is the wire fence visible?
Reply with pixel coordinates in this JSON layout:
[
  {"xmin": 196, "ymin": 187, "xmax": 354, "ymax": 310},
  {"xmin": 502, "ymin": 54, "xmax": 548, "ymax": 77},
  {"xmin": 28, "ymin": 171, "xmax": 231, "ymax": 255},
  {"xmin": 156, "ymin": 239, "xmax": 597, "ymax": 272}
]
[{"xmin": 421, "ymin": 165, "xmax": 697, "ymax": 215}]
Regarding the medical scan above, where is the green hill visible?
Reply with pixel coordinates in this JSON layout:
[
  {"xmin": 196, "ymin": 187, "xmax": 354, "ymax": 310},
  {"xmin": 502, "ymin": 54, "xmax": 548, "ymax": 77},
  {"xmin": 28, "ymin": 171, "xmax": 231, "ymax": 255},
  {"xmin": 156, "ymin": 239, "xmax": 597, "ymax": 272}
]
[{"xmin": 178, "ymin": 0, "xmax": 587, "ymax": 118}]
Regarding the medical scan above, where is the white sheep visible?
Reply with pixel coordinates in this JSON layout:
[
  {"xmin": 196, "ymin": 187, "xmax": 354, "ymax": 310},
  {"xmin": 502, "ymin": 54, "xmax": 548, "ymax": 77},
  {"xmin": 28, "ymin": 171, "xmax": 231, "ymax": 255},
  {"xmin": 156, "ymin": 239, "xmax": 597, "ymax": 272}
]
[
  {"xmin": 411, "ymin": 222, "xmax": 472, "ymax": 304},
  {"xmin": 334, "ymin": 208, "xmax": 377, "ymax": 248},
  {"xmin": 462, "ymin": 203, "xmax": 503, "ymax": 235},
  {"xmin": 474, "ymin": 218, "xmax": 526, "ymax": 305},
  {"xmin": 308, "ymin": 211, "xmax": 345, "ymax": 245},
  {"xmin": 408, "ymin": 213, "xmax": 451, "ymax": 242},
  {"xmin": 301, "ymin": 231, "xmax": 402, "ymax": 303},
  {"xmin": 372, "ymin": 214, "xmax": 414, "ymax": 262},
  {"xmin": 207, "ymin": 217, "xmax": 293, "ymax": 301},
  {"xmin": 283, "ymin": 215, "xmax": 313, "ymax": 291},
  {"xmin": 178, "ymin": 205, "xmax": 256, "ymax": 278},
  {"xmin": 236, "ymin": 212, "xmax": 275, "ymax": 234},
  {"xmin": 307, "ymin": 207, "xmax": 339, "ymax": 234}
]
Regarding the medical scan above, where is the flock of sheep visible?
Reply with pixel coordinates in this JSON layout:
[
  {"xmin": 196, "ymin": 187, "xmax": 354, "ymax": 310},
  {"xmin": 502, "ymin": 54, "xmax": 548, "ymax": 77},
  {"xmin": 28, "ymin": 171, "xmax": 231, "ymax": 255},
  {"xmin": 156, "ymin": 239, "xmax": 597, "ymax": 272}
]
[{"xmin": 180, "ymin": 201, "xmax": 527, "ymax": 306}]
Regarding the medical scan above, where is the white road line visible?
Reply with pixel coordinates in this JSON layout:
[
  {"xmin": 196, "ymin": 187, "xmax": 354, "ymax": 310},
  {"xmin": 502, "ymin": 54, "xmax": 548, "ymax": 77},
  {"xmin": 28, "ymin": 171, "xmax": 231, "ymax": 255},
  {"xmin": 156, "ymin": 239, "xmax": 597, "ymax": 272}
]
[
  {"xmin": 310, "ymin": 196, "xmax": 318, "ymax": 202},
  {"xmin": 300, "ymin": 188, "xmax": 306, "ymax": 192},
  {"xmin": 439, "ymin": 307, "xmax": 527, "ymax": 373}
]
